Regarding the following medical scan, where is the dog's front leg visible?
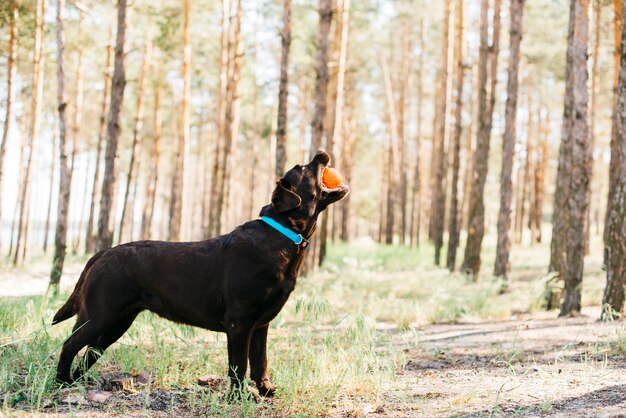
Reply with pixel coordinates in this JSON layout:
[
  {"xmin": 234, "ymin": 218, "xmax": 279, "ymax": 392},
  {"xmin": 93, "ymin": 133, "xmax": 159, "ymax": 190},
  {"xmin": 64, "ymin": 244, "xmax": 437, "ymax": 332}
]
[
  {"xmin": 249, "ymin": 324, "xmax": 277, "ymax": 397},
  {"xmin": 225, "ymin": 318, "xmax": 254, "ymax": 396}
]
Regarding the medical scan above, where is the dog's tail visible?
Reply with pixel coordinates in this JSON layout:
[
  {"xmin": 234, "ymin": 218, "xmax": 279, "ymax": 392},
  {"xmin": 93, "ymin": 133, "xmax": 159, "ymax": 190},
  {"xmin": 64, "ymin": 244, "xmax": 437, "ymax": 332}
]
[{"xmin": 52, "ymin": 249, "xmax": 108, "ymax": 325}]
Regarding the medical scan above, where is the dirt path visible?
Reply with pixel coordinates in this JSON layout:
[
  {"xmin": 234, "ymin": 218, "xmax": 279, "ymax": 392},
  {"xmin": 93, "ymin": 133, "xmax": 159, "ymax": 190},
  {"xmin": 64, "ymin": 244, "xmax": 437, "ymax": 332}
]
[{"xmin": 371, "ymin": 308, "xmax": 626, "ymax": 417}]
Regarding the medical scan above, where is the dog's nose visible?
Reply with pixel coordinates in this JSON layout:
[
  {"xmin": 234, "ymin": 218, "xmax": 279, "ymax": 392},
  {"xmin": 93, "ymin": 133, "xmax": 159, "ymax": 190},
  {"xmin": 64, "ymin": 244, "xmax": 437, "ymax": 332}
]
[{"xmin": 312, "ymin": 150, "xmax": 331, "ymax": 166}]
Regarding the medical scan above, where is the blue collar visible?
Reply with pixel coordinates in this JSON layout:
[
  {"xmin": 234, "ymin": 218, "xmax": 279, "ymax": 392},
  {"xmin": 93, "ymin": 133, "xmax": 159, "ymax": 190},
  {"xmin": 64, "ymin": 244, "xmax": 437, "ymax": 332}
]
[{"xmin": 260, "ymin": 216, "xmax": 310, "ymax": 250}]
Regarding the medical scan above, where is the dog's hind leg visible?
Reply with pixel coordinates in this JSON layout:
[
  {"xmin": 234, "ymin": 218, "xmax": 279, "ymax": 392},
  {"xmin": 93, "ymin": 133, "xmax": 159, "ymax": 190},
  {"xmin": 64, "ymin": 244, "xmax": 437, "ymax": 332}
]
[
  {"xmin": 249, "ymin": 325, "xmax": 277, "ymax": 397},
  {"xmin": 56, "ymin": 314, "xmax": 102, "ymax": 384},
  {"xmin": 72, "ymin": 312, "xmax": 139, "ymax": 382}
]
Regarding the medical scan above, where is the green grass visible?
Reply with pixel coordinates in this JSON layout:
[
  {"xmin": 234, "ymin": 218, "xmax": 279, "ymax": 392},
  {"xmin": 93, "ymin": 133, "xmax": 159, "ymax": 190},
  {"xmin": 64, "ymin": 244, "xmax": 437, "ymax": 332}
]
[{"xmin": 0, "ymin": 237, "xmax": 616, "ymax": 415}]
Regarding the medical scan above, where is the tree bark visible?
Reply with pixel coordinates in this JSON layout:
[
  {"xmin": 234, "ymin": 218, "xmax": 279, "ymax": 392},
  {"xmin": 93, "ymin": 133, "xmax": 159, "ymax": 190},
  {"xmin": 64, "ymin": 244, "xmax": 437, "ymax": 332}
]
[
  {"xmin": 49, "ymin": 0, "xmax": 70, "ymax": 293},
  {"xmin": 96, "ymin": 0, "xmax": 128, "ymax": 251},
  {"xmin": 140, "ymin": 80, "xmax": 161, "ymax": 241},
  {"xmin": 532, "ymin": 104, "xmax": 549, "ymax": 244},
  {"xmin": 461, "ymin": 0, "xmax": 501, "ymax": 277},
  {"xmin": 430, "ymin": 0, "xmax": 451, "ymax": 265},
  {"xmin": 410, "ymin": 12, "xmax": 425, "ymax": 248},
  {"xmin": 168, "ymin": 0, "xmax": 191, "ymax": 241},
  {"xmin": 86, "ymin": 41, "xmax": 112, "ymax": 253},
  {"xmin": 601, "ymin": 1, "xmax": 626, "ymax": 320},
  {"xmin": 0, "ymin": 1, "xmax": 18, "ymax": 251},
  {"xmin": 494, "ymin": 0, "xmax": 525, "ymax": 279},
  {"xmin": 43, "ymin": 128, "xmax": 58, "ymax": 253},
  {"xmin": 119, "ymin": 41, "xmax": 151, "ymax": 243},
  {"xmin": 14, "ymin": 0, "xmax": 47, "ymax": 265},
  {"xmin": 275, "ymin": 0, "xmax": 291, "ymax": 177},
  {"xmin": 559, "ymin": 0, "xmax": 590, "ymax": 317},
  {"xmin": 310, "ymin": 0, "xmax": 332, "ymax": 155},
  {"xmin": 446, "ymin": 0, "xmax": 465, "ymax": 270},
  {"xmin": 585, "ymin": 0, "xmax": 601, "ymax": 255},
  {"xmin": 604, "ymin": 0, "xmax": 623, "ymax": 267},
  {"xmin": 207, "ymin": 0, "xmax": 230, "ymax": 238}
]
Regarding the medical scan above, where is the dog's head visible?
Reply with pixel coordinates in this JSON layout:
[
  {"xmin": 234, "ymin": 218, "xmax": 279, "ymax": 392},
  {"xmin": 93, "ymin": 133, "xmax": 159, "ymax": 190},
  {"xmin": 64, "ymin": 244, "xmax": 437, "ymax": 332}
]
[{"xmin": 270, "ymin": 150, "xmax": 350, "ymax": 220}]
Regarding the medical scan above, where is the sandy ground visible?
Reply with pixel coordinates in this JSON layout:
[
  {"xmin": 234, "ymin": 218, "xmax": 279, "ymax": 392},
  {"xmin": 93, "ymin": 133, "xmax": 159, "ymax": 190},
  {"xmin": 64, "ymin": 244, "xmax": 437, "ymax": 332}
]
[{"xmin": 367, "ymin": 309, "xmax": 626, "ymax": 418}]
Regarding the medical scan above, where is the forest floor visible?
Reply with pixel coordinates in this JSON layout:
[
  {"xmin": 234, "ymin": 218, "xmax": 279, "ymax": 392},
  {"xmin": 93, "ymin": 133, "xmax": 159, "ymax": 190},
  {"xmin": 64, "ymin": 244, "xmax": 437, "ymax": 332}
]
[{"xmin": 1, "ymin": 236, "xmax": 625, "ymax": 417}]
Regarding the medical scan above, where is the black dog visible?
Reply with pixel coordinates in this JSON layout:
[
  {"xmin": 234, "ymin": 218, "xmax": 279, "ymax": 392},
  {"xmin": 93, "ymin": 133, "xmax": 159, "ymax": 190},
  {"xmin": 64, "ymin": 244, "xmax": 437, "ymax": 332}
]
[{"xmin": 52, "ymin": 150, "xmax": 349, "ymax": 396}]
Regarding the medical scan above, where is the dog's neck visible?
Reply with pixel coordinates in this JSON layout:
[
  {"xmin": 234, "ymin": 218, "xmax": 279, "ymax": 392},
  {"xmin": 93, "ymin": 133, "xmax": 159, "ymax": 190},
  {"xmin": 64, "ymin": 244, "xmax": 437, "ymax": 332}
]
[{"xmin": 258, "ymin": 205, "xmax": 318, "ymax": 241}]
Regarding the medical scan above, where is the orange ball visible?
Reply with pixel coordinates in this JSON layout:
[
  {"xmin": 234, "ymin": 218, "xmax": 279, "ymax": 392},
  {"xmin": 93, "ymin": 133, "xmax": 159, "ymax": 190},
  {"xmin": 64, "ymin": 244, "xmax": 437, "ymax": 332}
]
[{"xmin": 322, "ymin": 167, "xmax": 343, "ymax": 189}]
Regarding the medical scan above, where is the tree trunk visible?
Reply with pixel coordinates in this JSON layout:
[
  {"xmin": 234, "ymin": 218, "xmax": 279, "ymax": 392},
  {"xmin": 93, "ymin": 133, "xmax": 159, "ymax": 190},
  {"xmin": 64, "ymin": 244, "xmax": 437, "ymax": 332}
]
[
  {"xmin": 310, "ymin": 0, "xmax": 332, "ymax": 155},
  {"xmin": 0, "ymin": 1, "xmax": 18, "ymax": 251},
  {"xmin": 602, "ymin": 0, "xmax": 626, "ymax": 319},
  {"xmin": 430, "ymin": 0, "xmax": 451, "ymax": 265},
  {"xmin": 207, "ymin": 0, "xmax": 229, "ymax": 238},
  {"xmin": 586, "ymin": 0, "xmax": 601, "ymax": 255},
  {"xmin": 275, "ymin": 0, "xmax": 291, "ymax": 177},
  {"xmin": 494, "ymin": 0, "xmax": 525, "ymax": 280},
  {"xmin": 533, "ymin": 114, "xmax": 548, "ymax": 244},
  {"xmin": 518, "ymin": 86, "xmax": 534, "ymax": 244},
  {"xmin": 140, "ymin": 81, "xmax": 161, "ymax": 240},
  {"xmin": 69, "ymin": 11, "xmax": 84, "ymax": 253},
  {"xmin": 397, "ymin": 22, "xmax": 410, "ymax": 245},
  {"xmin": 461, "ymin": 0, "xmax": 501, "ymax": 277},
  {"xmin": 96, "ymin": 0, "xmax": 128, "ymax": 251},
  {"xmin": 43, "ymin": 128, "xmax": 58, "ymax": 253},
  {"xmin": 559, "ymin": 0, "xmax": 590, "ymax": 317},
  {"xmin": 210, "ymin": 0, "xmax": 242, "ymax": 237},
  {"xmin": 340, "ymin": 76, "xmax": 356, "ymax": 241},
  {"xmin": 49, "ymin": 0, "xmax": 70, "ymax": 293},
  {"xmin": 604, "ymin": 0, "xmax": 623, "ymax": 267},
  {"xmin": 14, "ymin": 0, "xmax": 47, "ymax": 265},
  {"xmin": 446, "ymin": 0, "xmax": 465, "ymax": 271},
  {"xmin": 410, "ymin": 12, "xmax": 425, "ymax": 248},
  {"xmin": 85, "ymin": 41, "xmax": 112, "ymax": 253},
  {"xmin": 168, "ymin": 0, "xmax": 190, "ymax": 241},
  {"xmin": 119, "ymin": 41, "xmax": 151, "ymax": 243},
  {"xmin": 382, "ymin": 56, "xmax": 400, "ymax": 245},
  {"xmin": 462, "ymin": 62, "xmax": 478, "ymax": 232},
  {"xmin": 9, "ymin": 114, "xmax": 27, "ymax": 258}
]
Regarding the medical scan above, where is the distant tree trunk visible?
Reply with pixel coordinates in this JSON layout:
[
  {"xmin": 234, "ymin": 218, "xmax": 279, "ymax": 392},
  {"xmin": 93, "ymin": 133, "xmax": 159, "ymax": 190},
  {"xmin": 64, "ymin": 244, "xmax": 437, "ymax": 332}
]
[
  {"xmin": 0, "ymin": 1, "xmax": 18, "ymax": 250},
  {"xmin": 461, "ymin": 0, "xmax": 501, "ymax": 276},
  {"xmin": 340, "ymin": 77, "xmax": 356, "ymax": 241},
  {"xmin": 320, "ymin": 0, "xmax": 350, "ymax": 264},
  {"xmin": 85, "ymin": 41, "xmax": 112, "ymax": 253},
  {"xmin": 119, "ymin": 41, "xmax": 151, "ymax": 243},
  {"xmin": 49, "ymin": 0, "xmax": 70, "ymax": 293},
  {"xmin": 494, "ymin": 0, "xmax": 525, "ymax": 280},
  {"xmin": 382, "ymin": 56, "xmax": 400, "ymax": 245},
  {"xmin": 140, "ymin": 81, "xmax": 161, "ymax": 240},
  {"xmin": 446, "ymin": 0, "xmax": 465, "ymax": 271},
  {"xmin": 43, "ymin": 129, "xmax": 57, "ymax": 253},
  {"xmin": 604, "ymin": 0, "xmax": 623, "ymax": 267},
  {"xmin": 210, "ymin": 0, "xmax": 242, "ymax": 236},
  {"xmin": 297, "ymin": 76, "xmax": 308, "ymax": 163},
  {"xmin": 430, "ymin": 0, "xmax": 451, "ymax": 265},
  {"xmin": 310, "ymin": 0, "xmax": 332, "ymax": 155},
  {"xmin": 95, "ymin": 0, "xmax": 128, "ymax": 252},
  {"xmin": 397, "ymin": 23, "xmax": 410, "ymax": 245},
  {"xmin": 559, "ymin": 0, "xmax": 590, "ymax": 317},
  {"xmin": 602, "ymin": 0, "xmax": 626, "ymax": 319},
  {"xmin": 168, "ymin": 0, "xmax": 190, "ymax": 241},
  {"xmin": 517, "ymin": 86, "xmax": 534, "ymax": 244},
  {"xmin": 207, "ymin": 0, "xmax": 229, "ymax": 238},
  {"xmin": 410, "ymin": 12, "xmax": 425, "ymax": 248},
  {"xmin": 533, "ymin": 104, "xmax": 549, "ymax": 244},
  {"xmin": 586, "ymin": 0, "xmax": 601, "ymax": 254},
  {"xmin": 275, "ymin": 0, "xmax": 291, "ymax": 177},
  {"xmin": 14, "ymin": 0, "xmax": 46, "ymax": 265},
  {"xmin": 9, "ymin": 114, "xmax": 27, "ymax": 258},
  {"xmin": 462, "ymin": 62, "xmax": 478, "ymax": 232},
  {"xmin": 69, "ymin": 12, "xmax": 84, "ymax": 253}
]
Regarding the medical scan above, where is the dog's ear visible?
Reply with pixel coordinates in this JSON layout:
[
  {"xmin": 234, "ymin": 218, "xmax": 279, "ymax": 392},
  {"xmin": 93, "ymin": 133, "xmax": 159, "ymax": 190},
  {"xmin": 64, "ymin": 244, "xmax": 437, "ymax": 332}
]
[{"xmin": 271, "ymin": 179, "xmax": 302, "ymax": 213}]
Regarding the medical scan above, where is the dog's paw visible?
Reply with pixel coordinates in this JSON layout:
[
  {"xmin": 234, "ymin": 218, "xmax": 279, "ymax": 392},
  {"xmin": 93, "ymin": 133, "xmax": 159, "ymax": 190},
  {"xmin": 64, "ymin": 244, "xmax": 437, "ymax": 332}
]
[{"xmin": 256, "ymin": 378, "xmax": 278, "ymax": 397}]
